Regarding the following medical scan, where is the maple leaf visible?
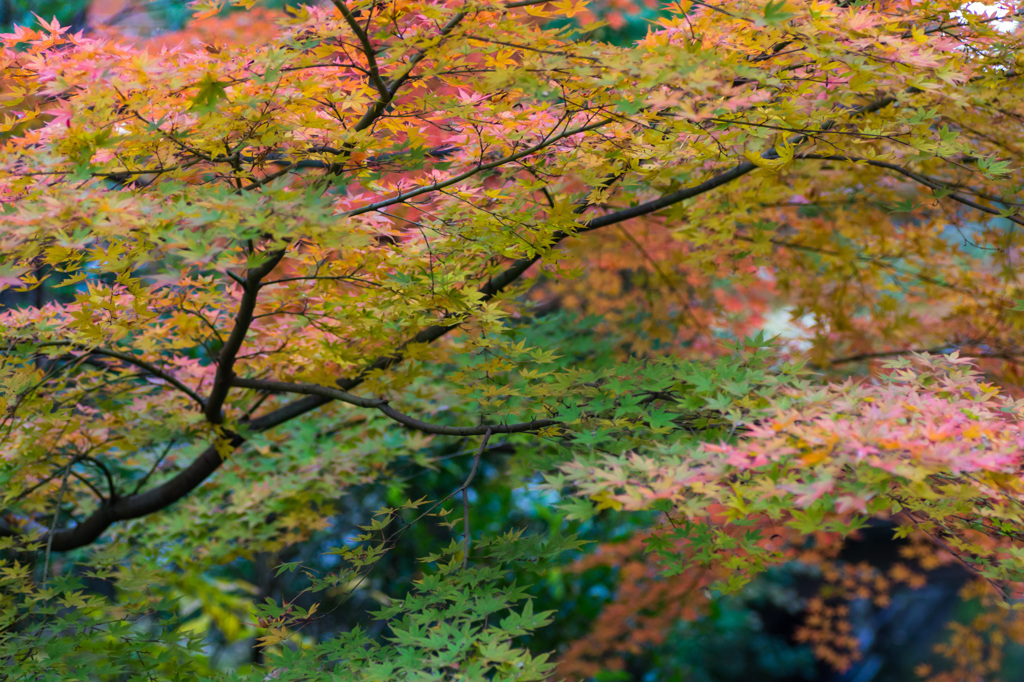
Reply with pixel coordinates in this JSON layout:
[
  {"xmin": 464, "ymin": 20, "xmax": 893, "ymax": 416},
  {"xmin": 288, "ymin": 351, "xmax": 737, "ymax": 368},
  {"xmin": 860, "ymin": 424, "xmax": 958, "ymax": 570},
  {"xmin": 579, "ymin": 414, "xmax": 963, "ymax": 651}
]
[
  {"xmin": 190, "ymin": 0, "xmax": 226, "ymax": 22},
  {"xmin": 189, "ymin": 71, "xmax": 230, "ymax": 111},
  {"xmin": 30, "ymin": 14, "xmax": 68, "ymax": 35},
  {"xmin": 755, "ymin": 0, "xmax": 795, "ymax": 27}
]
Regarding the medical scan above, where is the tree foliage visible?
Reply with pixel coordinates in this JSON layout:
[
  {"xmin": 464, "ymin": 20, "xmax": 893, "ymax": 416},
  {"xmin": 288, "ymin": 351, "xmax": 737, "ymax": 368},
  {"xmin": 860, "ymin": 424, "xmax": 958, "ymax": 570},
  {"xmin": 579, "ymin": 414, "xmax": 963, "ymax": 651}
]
[{"xmin": 2, "ymin": 0, "xmax": 1024, "ymax": 678}]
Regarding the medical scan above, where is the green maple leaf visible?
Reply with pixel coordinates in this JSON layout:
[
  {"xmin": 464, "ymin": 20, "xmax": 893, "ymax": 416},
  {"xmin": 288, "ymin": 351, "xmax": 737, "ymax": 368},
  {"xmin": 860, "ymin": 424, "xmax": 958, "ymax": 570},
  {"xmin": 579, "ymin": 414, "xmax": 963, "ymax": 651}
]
[
  {"xmin": 189, "ymin": 72, "xmax": 230, "ymax": 112},
  {"xmin": 756, "ymin": 0, "xmax": 795, "ymax": 26}
]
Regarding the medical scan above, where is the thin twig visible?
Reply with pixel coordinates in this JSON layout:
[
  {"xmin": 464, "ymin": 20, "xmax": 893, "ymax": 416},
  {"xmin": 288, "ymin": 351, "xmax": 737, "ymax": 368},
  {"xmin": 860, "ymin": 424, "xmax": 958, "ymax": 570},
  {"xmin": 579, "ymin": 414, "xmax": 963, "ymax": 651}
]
[
  {"xmin": 42, "ymin": 459, "xmax": 73, "ymax": 585},
  {"xmin": 131, "ymin": 439, "xmax": 177, "ymax": 496},
  {"xmin": 460, "ymin": 429, "xmax": 492, "ymax": 569},
  {"xmin": 230, "ymin": 376, "xmax": 556, "ymax": 436},
  {"xmin": 11, "ymin": 341, "xmax": 207, "ymax": 408},
  {"xmin": 796, "ymin": 154, "xmax": 1024, "ymax": 226}
]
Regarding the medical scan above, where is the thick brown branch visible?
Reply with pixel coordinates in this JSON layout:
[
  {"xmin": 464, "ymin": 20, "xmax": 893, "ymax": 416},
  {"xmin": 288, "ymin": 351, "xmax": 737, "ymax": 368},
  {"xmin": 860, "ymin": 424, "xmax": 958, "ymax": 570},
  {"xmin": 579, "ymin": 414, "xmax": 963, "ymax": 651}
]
[
  {"xmin": 232, "ymin": 377, "xmax": 381, "ymax": 408},
  {"xmin": 331, "ymin": 0, "xmax": 390, "ymax": 99},
  {"xmin": 204, "ymin": 250, "xmax": 286, "ymax": 423},
  {"xmin": 30, "ymin": 433, "xmax": 240, "ymax": 552}
]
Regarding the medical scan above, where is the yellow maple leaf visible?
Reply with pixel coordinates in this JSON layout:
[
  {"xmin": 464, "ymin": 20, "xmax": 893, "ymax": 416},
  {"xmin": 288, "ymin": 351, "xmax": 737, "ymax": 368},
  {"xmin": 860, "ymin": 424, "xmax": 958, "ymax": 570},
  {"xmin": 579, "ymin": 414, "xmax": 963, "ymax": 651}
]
[
  {"xmin": 743, "ymin": 138, "xmax": 795, "ymax": 173},
  {"xmin": 800, "ymin": 448, "xmax": 831, "ymax": 465},
  {"xmin": 191, "ymin": 0, "xmax": 225, "ymax": 21},
  {"xmin": 590, "ymin": 489, "xmax": 624, "ymax": 511},
  {"xmin": 552, "ymin": 0, "xmax": 589, "ymax": 19}
]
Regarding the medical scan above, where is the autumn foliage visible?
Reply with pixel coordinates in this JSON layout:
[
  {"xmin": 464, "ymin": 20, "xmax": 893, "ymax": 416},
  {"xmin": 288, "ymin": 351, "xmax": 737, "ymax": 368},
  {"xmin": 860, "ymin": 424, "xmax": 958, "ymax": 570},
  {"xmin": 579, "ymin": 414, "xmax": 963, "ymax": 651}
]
[{"xmin": 2, "ymin": 0, "xmax": 1024, "ymax": 679}]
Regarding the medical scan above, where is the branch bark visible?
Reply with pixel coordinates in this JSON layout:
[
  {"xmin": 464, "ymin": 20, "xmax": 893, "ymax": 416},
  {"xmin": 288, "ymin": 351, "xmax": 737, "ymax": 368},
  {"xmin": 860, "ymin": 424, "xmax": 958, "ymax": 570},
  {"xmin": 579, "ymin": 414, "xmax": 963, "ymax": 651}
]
[
  {"xmin": 11, "ymin": 341, "xmax": 206, "ymax": 408},
  {"xmin": 231, "ymin": 376, "xmax": 557, "ymax": 435},
  {"xmin": 330, "ymin": 0, "xmax": 390, "ymax": 99},
  {"xmin": 797, "ymin": 153, "xmax": 1023, "ymax": 226},
  {"xmin": 204, "ymin": 250, "xmax": 286, "ymax": 423}
]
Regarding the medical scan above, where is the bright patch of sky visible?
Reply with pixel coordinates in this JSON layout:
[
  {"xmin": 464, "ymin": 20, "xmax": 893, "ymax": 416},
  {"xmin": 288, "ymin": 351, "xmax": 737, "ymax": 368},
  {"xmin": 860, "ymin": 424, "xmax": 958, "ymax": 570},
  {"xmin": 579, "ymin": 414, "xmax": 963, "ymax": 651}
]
[{"xmin": 954, "ymin": 2, "xmax": 1020, "ymax": 33}]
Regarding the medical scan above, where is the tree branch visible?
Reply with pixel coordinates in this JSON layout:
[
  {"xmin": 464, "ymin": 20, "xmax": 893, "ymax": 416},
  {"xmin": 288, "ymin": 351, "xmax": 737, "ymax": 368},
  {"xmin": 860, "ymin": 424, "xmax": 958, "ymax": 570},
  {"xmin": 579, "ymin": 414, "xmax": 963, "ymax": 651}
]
[
  {"xmin": 331, "ymin": 0, "xmax": 390, "ymax": 99},
  {"xmin": 830, "ymin": 346, "xmax": 1024, "ymax": 366},
  {"xmin": 13, "ymin": 341, "xmax": 206, "ymax": 408},
  {"xmin": 10, "ymin": 153, "xmax": 801, "ymax": 553},
  {"xmin": 204, "ymin": 250, "xmax": 286, "ymax": 423},
  {"xmin": 461, "ymin": 429, "xmax": 491, "ymax": 570},
  {"xmin": 797, "ymin": 154, "xmax": 1023, "ymax": 227},
  {"xmin": 342, "ymin": 117, "xmax": 611, "ymax": 218},
  {"xmin": 31, "ymin": 433, "xmax": 241, "ymax": 552},
  {"xmin": 230, "ymin": 376, "xmax": 557, "ymax": 436},
  {"xmin": 384, "ymin": 7, "xmax": 467, "ymax": 95}
]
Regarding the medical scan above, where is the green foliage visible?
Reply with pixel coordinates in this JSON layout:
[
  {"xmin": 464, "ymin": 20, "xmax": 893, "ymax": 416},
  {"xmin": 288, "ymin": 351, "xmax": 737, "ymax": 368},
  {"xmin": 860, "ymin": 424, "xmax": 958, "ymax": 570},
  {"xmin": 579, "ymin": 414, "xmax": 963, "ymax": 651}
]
[
  {"xmin": 0, "ymin": 0, "xmax": 89, "ymax": 32},
  {"xmin": 239, "ymin": 506, "xmax": 581, "ymax": 681}
]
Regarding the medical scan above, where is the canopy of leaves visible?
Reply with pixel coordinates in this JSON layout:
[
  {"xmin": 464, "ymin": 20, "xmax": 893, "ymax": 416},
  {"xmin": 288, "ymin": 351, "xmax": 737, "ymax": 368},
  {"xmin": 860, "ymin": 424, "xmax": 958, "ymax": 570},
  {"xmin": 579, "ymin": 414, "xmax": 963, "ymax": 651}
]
[{"xmin": 2, "ymin": 0, "xmax": 1024, "ymax": 679}]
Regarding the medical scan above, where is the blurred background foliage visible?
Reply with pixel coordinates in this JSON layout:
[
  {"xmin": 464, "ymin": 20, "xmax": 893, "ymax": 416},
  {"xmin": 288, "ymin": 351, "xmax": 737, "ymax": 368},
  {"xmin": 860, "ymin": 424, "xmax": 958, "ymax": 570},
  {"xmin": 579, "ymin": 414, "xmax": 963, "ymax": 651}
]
[
  {"xmin": 0, "ymin": 0, "xmax": 661, "ymax": 44},
  {"xmin": 0, "ymin": 0, "xmax": 89, "ymax": 30}
]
